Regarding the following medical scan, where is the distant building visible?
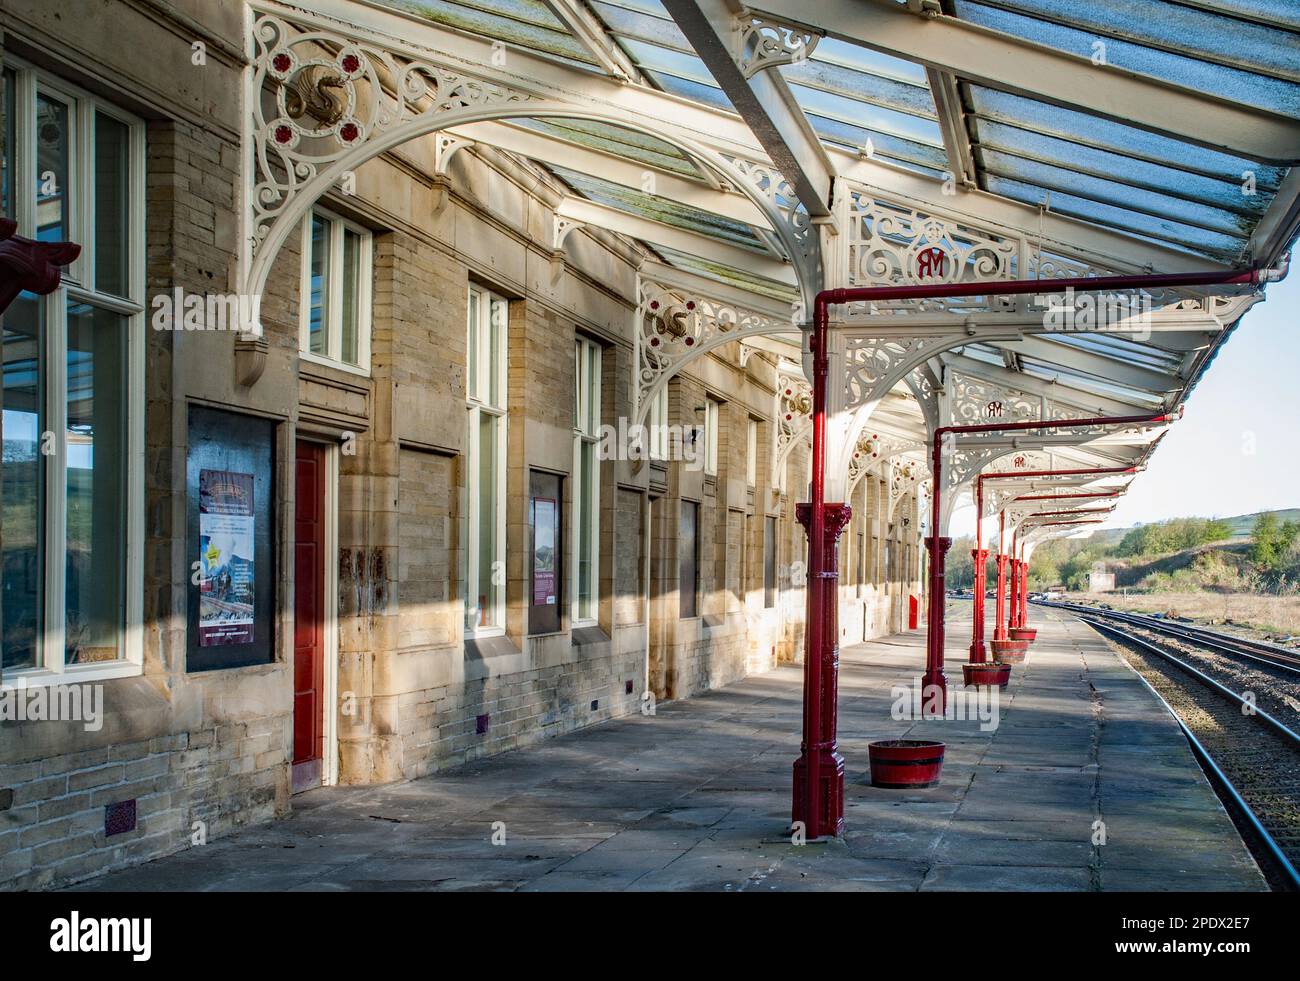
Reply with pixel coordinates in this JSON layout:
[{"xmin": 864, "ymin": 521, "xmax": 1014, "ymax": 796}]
[{"xmin": 1089, "ymin": 565, "xmax": 1117, "ymax": 592}]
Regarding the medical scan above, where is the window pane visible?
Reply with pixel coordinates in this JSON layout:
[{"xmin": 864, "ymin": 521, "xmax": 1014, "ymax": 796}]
[
  {"xmin": 65, "ymin": 302, "xmax": 127, "ymax": 664},
  {"xmin": 488, "ymin": 297, "xmax": 504, "ymax": 407},
  {"xmin": 585, "ymin": 343, "xmax": 599, "ymax": 433},
  {"xmin": 746, "ymin": 419, "xmax": 757, "ymax": 486},
  {"xmin": 340, "ymin": 227, "xmax": 361, "ymax": 366},
  {"xmin": 2, "ymin": 293, "xmax": 45, "ymax": 670},
  {"xmin": 679, "ymin": 500, "xmax": 697, "ymax": 619},
  {"xmin": 466, "ymin": 290, "xmax": 479, "ymax": 401},
  {"xmin": 308, "ymin": 215, "xmax": 330, "ymax": 355},
  {"xmin": 1, "ymin": 69, "xmax": 14, "ymax": 220},
  {"xmin": 94, "ymin": 112, "xmax": 130, "ymax": 297},
  {"xmin": 36, "ymin": 92, "xmax": 70, "ymax": 245},
  {"xmin": 572, "ymin": 340, "xmax": 581, "ymax": 431},
  {"xmin": 764, "ymin": 516, "xmax": 776, "ymax": 609},
  {"xmin": 476, "ymin": 412, "xmax": 499, "ymax": 628},
  {"xmin": 578, "ymin": 440, "xmax": 594, "ymax": 619}
]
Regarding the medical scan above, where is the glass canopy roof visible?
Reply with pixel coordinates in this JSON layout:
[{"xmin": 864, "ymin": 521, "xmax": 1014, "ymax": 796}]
[
  {"xmin": 365, "ymin": 0, "xmax": 1298, "ymax": 454},
  {"xmin": 379, "ymin": 0, "xmax": 1297, "ymax": 278}
]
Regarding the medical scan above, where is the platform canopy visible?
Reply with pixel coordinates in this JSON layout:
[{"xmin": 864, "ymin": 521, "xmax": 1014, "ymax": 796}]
[{"xmin": 243, "ymin": 0, "xmax": 1300, "ymax": 520}]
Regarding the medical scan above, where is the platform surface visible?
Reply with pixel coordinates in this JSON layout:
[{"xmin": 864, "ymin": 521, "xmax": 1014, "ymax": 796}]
[{"xmin": 69, "ymin": 607, "xmax": 1265, "ymax": 892}]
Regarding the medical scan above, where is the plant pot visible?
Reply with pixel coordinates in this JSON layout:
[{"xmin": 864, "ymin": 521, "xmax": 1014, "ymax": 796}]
[
  {"xmin": 962, "ymin": 662, "xmax": 1012, "ymax": 689},
  {"xmin": 991, "ymin": 638, "xmax": 1029, "ymax": 663},
  {"xmin": 1010, "ymin": 626, "xmax": 1037, "ymax": 643},
  {"xmin": 868, "ymin": 739, "xmax": 945, "ymax": 789}
]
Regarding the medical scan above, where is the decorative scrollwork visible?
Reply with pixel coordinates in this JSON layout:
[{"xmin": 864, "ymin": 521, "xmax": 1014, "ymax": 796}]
[
  {"xmin": 847, "ymin": 430, "xmax": 922, "ymax": 494},
  {"xmin": 636, "ymin": 278, "xmax": 792, "ymax": 425},
  {"xmin": 948, "ymin": 371, "xmax": 1039, "ymax": 426},
  {"xmin": 846, "ymin": 191, "xmax": 1017, "ymax": 315},
  {"xmin": 725, "ymin": 155, "xmax": 819, "ymax": 298},
  {"xmin": 843, "ymin": 334, "xmax": 933, "ymax": 411},
  {"xmin": 249, "ymin": 13, "xmax": 532, "ymax": 259},
  {"xmin": 774, "ymin": 368, "xmax": 813, "ymax": 471},
  {"xmin": 734, "ymin": 16, "xmax": 821, "ymax": 78}
]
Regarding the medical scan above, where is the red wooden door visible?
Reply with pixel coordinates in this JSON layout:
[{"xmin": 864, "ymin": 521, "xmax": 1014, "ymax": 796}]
[{"xmin": 293, "ymin": 441, "xmax": 326, "ymax": 792}]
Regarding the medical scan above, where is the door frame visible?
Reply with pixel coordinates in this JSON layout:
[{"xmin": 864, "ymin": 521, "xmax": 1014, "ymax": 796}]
[
  {"xmin": 294, "ymin": 436, "xmax": 340, "ymax": 789},
  {"xmin": 320, "ymin": 441, "xmax": 340, "ymax": 787}
]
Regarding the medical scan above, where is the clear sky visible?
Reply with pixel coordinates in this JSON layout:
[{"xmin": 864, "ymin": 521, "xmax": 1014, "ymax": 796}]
[{"xmin": 949, "ymin": 271, "xmax": 1300, "ymax": 538}]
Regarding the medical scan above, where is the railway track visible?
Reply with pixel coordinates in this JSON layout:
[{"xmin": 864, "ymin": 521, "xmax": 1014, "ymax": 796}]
[
  {"xmin": 1038, "ymin": 599, "xmax": 1300, "ymax": 677},
  {"xmin": 1067, "ymin": 612, "xmax": 1300, "ymax": 891}
]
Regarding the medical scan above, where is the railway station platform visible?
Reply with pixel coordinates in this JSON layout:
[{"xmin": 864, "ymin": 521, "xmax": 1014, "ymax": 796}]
[{"xmin": 68, "ymin": 608, "xmax": 1264, "ymax": 893}]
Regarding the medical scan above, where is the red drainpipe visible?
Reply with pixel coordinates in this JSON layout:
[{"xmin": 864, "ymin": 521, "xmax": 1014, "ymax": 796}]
[
  {"xmin": 797, "ymin": 265, "xmax": 1271, "ymax": 840},
  {"xmin": 973, "ymin": 466, "xmax": 1136, "ymax": 661}
]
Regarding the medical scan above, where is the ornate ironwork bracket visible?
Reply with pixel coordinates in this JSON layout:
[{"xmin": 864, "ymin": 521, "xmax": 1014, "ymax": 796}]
[
  {"xmin": 732, "ymin": 14, "xmax": 821, "ymax": 78},
  {"xmin": 634, "ymin": 276, "xmax": 796, "ymax": 429}
]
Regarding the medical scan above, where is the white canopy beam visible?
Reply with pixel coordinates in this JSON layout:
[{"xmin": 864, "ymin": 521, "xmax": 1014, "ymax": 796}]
[
  {"xmin": 661, "ymin": 0, "xmax": 836, "ymax": 219},
  {"xmin": 747, "ymin": 0, "xmax": 1300, "ymax": 162},
  {"xmin": 449, "ymin": 121, "xmax": 772, "ymax": 228},
  {"xmin": 556, "ymin": 197, "xmax": 797, "ymax": 285}
]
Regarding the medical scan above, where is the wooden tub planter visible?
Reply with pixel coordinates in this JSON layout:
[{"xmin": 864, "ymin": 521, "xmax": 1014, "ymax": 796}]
[
  {"xmin": 868, "ymin": 739, "xmax": 945, "ymax": 789},
  {"xmin": 962, "ymin": 661, "xmax": 1012, "ymax": 689},
  {"xmin": 1009, "ymin": 626, "xmax": 1038, "ymax": 643},
  {"xmin": 990, "ymin": 638, "xmax": 1029, "ymax": 663}
]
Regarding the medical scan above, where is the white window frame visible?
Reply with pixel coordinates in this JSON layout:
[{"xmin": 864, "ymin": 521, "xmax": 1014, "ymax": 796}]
[
  {"xmin": 1, "ymin": 59, "xmax": 145, "ymax": 686},
  {"xmin": 746, "ymin": 417, "xmax": 758, "ymax": 487},
  {"xmin": 703, "ymin": 397, "xmax": 720, "ymax": 476},
  {"xmin": 646, "ymin": 385, "xmax": 668, "ymax": 461},
  {"xmin": 572, "ymin": 335, "xmax": 602, "ymax": 627},
  {"xmin": 299, "ymin": 206, "xmax": 372, "ymax": 375},
  {"xmin": 464, "ymin": 285, "xmax": 508, "ymax": 638}
]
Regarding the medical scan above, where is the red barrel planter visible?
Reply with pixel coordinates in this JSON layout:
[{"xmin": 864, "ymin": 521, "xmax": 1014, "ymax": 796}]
[
  {"xmin": 868, "ymin": 739, "xmax": 945, "ymax": 789},
  {"xmin": 991, "ymin": 638, "xmax": 1029, "ymax": 663},
  {"xmin": 1010, "ymin": 626, "xmax": 1038, "ymax": 643},
  {"xmin": 962, "ymin": 661, "xmax": 1011, "ymax": 689}
]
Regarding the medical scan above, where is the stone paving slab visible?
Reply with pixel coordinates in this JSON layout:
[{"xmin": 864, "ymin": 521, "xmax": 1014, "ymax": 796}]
[{"xmin": 66, "ymin": 607, "xmax": 1266, "ymax": 892}]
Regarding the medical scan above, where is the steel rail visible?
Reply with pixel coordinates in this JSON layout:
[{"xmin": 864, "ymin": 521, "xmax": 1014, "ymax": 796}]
[
  {"xmin": 1081, "ymin": 616, "xmax": 1300, "ymax": 890},
  {"xmin": 1040, "ymin": 600, "xmax": 1300, "ymax": 678}
]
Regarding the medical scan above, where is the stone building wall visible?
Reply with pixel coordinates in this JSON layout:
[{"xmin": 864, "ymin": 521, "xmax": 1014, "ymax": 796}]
[{"xmin": 0, "ymin": 0, "xmax": 924, "ymax": 891}]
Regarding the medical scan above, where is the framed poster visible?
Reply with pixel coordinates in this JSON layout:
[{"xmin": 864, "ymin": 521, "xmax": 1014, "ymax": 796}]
[
  {"xmin": 528, "ymin": 470, "xmax": 562, "ymax": 634},
  {"xmin": 187, "ymin": 405, "xmax": 276, "ymax": 671},
  {"xmin": 198, "ymin": 469, "xmax": 256, "ymax": 646}
]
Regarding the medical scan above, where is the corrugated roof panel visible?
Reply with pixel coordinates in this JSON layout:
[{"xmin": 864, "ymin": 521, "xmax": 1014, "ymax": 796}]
[
  {"xmin": 655, "ymin": 246, "xmax": 800, "ymax": 303},
  {"xmin": 788, "ymin": 84, "xmax": 942, "ymax": 147},
  {"xmin": 781, "ymin": 56, "xmax": 936, "ymax": 120},
  {"xmin": 977, "ymin": 149, "xmax": 1255, "ymax": 240},
  {"xmin": 973, "ymin": 119, "xmax": 1274, "ymax": 217},
  {"xmin": 965, "ymin": 87, "xmax": 1286, "ymax": 183},
  {"xmin": 960, "ymin": 0, "xmax": 1300, "ymax": 80},
  {"xmin": 953, "ymin": 1, "xmax": 1300, "ymax": 115},
  {"xmin": 985, "ymin": 176, "xmax": 1247, "ymax": 260},
  {"xmin": 550, "ymin": 165, "xmax": 767, "ymax": 249},
  {"xmin": 508, "ymin": 118, "xmax": 704, "ymax": 178},
  {"xmin": 376, "ymin": 0, "xmax": 598, "ymax": 67}
]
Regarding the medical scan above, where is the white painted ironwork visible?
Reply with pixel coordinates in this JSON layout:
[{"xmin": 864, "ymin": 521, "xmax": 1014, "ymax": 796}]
[{"xmin": 733, "ymin": 14, "xmax": 822, "ymax": 78}]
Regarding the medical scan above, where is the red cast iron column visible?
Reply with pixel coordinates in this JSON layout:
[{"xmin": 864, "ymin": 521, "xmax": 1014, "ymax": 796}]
[
  {"xmin": 969, "ymin": 545, "xmax": 988, "ymax": 662},
  {"xmin": 922, "ymin": 534, "xmax": 952, "ymax": 705},
  {"xmin": 994, "ymin": 512, "xmax": 1009, "ymax": 641},
  {"xmin": 796, "ymin": 264, "xmax": 1269, "ymax": 838},
  {"xmin": 794, "ymin": 502, "xmax": 851, "ymax": 837},
  {"xmin": 969, "ymin": 475, "xmax": 989, "ymax": 663}
]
